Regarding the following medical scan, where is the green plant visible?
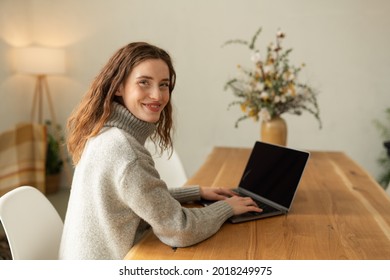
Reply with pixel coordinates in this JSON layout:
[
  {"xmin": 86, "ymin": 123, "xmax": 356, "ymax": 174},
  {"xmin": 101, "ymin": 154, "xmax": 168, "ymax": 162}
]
[
  {"xmin": 373, "ymin": 108, "xmax": 390, "ymax": 188},
  {"xmin": 223, "ymin": 27, "xmax": 321, "ymax": 128},
  {"xmin": 45, "ymin": 120, "xmax": 63, "ymax": 175}
]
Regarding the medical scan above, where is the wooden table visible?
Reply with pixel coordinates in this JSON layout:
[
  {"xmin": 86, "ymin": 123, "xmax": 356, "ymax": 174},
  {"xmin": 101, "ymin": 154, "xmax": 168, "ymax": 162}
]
[{"xmin": 125, "ymin": 147, "xmax": 390, "ymax": 260}]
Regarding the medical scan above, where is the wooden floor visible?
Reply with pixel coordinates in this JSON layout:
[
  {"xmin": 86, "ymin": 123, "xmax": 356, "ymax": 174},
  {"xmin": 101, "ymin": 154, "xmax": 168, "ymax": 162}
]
[{"xmin": 0, "ymin": 235, "xmax": 11, "ymax": 260}]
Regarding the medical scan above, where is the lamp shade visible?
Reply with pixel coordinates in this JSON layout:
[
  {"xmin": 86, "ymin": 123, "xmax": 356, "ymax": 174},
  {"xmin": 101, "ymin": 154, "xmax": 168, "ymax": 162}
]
[{"xmin": 14, "ymin": 47, "xmax": 65, "ymax": 75}]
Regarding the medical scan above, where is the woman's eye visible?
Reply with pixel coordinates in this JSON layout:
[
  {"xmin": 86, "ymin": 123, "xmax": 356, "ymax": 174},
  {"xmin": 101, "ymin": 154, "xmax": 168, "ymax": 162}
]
[
  {"xmin": 160, "ymin": 82, "xmax": 169, "ymax": 88},
  {"xmin": 138, "ymin": 80, "xmax": 149, "ymax": 86}
]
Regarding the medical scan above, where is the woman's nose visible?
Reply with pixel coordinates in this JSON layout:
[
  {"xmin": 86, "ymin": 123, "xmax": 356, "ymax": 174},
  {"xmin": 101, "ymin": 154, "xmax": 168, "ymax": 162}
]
[{"xmin": 149, "ymin": 86, "xmax": 162, "ymax": 100}]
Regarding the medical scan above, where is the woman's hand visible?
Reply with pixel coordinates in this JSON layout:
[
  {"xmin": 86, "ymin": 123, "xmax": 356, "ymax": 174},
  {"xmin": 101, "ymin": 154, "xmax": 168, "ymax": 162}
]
[
  {"xmin": 224, "ymin": 196, "xmax": 262, "ymax": 216},
  {"xmin": 199, "ymin": 186, "xmax": 262, "ymax": 216},
  {"xmin": 199, "ymin": 187, "xmax": 238, "ymax": 201}
]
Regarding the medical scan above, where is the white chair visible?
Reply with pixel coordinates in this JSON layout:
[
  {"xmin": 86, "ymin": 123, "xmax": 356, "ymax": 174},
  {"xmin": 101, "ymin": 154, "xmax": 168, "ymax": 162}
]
[
  {"xmin": 145, "ymin": 141, "xmax": 188, "ymax": 187},
  {"xmin": 0, "ymin": 186, "xmax": 63, "ymax": 259}
]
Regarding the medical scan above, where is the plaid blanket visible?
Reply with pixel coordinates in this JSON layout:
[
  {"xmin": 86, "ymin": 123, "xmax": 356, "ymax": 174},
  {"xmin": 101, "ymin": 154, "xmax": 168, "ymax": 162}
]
[{"xmin": 0, "ymin": 123, "xmax": 46, "ymax": 196}]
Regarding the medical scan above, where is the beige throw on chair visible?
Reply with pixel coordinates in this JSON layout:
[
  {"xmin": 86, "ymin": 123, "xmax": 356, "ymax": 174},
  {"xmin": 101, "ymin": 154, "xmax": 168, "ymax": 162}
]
[{"xmin": 0, "ymin": 123, "xmax": 46, "ymax": 196}]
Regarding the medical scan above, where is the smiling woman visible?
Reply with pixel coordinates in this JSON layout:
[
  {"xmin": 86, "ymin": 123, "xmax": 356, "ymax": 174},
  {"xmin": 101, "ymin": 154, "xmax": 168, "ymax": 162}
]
[
  {"xmin": 66, "ymin": 42, "xmax": 177, "ymax": 164},
  {"xmin": 59, "ymin": 42, "xmax": 260, "ymax": 260}
]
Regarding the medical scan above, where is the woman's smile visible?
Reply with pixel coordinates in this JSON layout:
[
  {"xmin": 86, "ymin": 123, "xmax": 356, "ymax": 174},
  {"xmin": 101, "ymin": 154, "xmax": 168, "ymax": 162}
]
[{"xmin": 142, "ymin": 101, "xmax": 163, "ymax": 113}]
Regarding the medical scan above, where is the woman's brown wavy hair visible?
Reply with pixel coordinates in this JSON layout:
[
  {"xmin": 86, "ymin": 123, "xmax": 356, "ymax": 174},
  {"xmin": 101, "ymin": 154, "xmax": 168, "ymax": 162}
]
[{"xmin": 67, "ymin": 42, "xmax": 176, "ymax": 165}]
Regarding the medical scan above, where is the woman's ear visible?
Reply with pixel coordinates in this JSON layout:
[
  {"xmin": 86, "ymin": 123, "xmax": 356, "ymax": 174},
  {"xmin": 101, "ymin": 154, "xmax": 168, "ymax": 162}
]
[{"xmin": 115, "ymin": 85, "xmax": 123, "ymax": 97}]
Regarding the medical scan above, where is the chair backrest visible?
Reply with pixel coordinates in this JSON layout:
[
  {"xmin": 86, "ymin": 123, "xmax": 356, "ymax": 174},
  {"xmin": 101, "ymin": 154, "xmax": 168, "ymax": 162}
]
[
  {"xmin": 145, "ymin": 141, "xmax": 188, "ymax": 187},
  {"xmin": 0, "ymin": 186, "xmax": 63, "ymax": 259}
]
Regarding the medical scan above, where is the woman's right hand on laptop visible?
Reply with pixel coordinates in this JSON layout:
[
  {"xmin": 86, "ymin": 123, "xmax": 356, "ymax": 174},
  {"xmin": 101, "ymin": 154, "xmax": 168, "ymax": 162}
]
[{"xmin": 225, "ymin": 196, "xmax": 263, "ymax": 216}]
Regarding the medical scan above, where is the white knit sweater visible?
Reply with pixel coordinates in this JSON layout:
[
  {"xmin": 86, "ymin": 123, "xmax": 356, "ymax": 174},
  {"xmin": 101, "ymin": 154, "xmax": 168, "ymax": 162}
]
[{"xmin": 59, "ymin": 103, "xmax": 233, "ymax": 259}]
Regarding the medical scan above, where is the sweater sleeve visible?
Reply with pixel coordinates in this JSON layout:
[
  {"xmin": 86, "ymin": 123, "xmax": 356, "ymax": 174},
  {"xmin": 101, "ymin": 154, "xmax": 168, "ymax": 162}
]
[
  {"xmin": 168, "ymin": 185, "xmax": 200, "ymax": 203},
  {"xmin": 118, "ymin": 159, "xmax": 234, "ymax": 248}
]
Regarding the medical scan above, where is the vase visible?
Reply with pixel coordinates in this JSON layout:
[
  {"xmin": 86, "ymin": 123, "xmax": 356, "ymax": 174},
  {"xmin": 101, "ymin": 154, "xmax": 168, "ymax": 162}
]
[{"xmin": 261, "ymin": 116, "xmax": 287, "ymax": 146}]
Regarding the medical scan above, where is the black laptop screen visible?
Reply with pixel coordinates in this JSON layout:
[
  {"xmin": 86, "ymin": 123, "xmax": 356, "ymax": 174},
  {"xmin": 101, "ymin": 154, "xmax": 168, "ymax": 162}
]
[{"xmin": 238, "ymin": 142, "xmax": 309, "ymax": 209}]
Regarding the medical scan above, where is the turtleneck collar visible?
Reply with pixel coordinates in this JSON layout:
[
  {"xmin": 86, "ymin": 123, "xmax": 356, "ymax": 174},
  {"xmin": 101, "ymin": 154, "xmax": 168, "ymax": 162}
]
[{"xmin": 104, "ymin": 102, "xmax": 156, "ymax": 145}]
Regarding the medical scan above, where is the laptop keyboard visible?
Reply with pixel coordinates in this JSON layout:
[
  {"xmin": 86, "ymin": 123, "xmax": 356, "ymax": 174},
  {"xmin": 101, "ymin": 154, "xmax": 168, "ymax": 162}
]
[
  {"xmin": 253, "ymin": 199, "xmax": 278, "ymax": 214},
  {"xmin": 200, "ymin": 192, "xmax": 280, "ymax": 216},
  {"xmin": 236, "ymin": 191, "xmax": 279, "ymax": 215}
]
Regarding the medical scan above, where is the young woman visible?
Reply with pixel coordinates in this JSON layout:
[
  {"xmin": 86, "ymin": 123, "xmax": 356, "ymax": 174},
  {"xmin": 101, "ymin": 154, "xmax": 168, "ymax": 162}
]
[{"xmin": 59, "ymin": 42, "xmax": 261, "ymax": 259}]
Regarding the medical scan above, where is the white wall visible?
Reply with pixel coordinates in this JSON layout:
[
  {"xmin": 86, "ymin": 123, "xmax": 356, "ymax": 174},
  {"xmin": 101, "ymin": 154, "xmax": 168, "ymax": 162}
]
[{"xmin": 1, "ymin": 0, "xmax": 389, "ymax": 186}]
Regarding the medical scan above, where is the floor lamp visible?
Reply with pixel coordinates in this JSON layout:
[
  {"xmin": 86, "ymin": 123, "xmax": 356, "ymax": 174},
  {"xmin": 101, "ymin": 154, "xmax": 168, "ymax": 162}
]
[
  {"xmin": 14, "ymin": 46, "xmax": 72, "ymax": 188},
  {"xmin": 14, "ymin": 47, "xmax": 65, "ymax": 124}
]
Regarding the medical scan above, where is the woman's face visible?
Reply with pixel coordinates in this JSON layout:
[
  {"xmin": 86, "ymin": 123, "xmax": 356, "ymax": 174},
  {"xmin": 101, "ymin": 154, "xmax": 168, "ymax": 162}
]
[{"xmin": 116, "ymin": 59, "xmax": 170, "ymax": 123}]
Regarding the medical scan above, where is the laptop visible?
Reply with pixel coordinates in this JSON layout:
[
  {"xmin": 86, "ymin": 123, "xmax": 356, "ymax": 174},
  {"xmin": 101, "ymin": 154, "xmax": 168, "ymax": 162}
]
[{"xmin": 201, "ymin": 141, "xmax": 309, "ymax": 223}]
